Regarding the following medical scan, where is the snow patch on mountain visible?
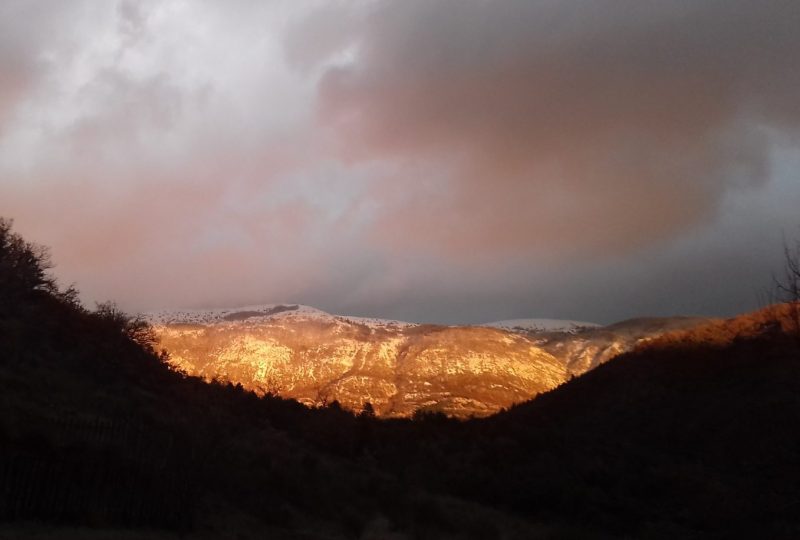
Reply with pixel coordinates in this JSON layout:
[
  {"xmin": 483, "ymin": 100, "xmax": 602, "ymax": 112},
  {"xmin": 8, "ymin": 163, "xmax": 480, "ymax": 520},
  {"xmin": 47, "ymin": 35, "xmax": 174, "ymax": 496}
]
[
  {"xmin": 146, "ymin": 304, "xmax": 420, "ymax": 330},
  {"xmin": 335, "ymin": 315, "xmax": 418, "ymax": 329},
  {"xmin": 145, "ymin": 304, "xmax": 333, "ymax": 326},
  {"xmin": 482, "ymin": 319, "xmax": 600, "ymax": 334},
  {"xmin": 146, "ymin": 304, "xmax": 602, "ymax": 335}
]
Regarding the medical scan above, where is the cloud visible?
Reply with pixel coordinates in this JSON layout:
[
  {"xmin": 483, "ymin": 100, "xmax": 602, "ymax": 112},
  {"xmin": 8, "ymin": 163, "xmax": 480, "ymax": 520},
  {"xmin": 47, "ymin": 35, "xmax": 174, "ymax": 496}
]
[
  {"xmin": 0, "ymin": 1, "xmax": 799, "ymax": 323},
  {"xmin": 0, "ymin": 1, "xmax": 335, "ymax": 310},
  {"xmin": 298, "ymin": 0, "xmax": 800, "ymax": 261},
  {"xmin": 0, "ymin": 1, "xmax": 76, "ymax": 129}
]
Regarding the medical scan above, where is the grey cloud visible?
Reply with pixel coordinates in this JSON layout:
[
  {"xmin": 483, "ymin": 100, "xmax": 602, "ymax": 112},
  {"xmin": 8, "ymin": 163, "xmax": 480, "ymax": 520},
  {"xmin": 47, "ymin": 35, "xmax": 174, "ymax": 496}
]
[
  {"xmin": 1, "ymin": 1, "xmax": 799, "ymax": 325},
  {"xmin": 0, "ymin": 1, "xmax": 74, "ymax": 128},
  {"xmin": 299, "ymin": 0, "xmax": 800, "ymax": 260}
]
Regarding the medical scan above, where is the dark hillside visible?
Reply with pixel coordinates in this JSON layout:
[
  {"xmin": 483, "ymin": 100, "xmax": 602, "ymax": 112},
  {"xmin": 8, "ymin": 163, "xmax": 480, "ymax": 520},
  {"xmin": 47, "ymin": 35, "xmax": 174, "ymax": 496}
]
[
  {"xmin": 2, "ymin": 218, "xmax": 800, "ymax": 539},
  {"xmin": 0, "ymin": 219, "xmax": 539, "ymax": 538},
  {"xmin": 364, "ymin": 305, "xmax": 800, "ymax": 538}
]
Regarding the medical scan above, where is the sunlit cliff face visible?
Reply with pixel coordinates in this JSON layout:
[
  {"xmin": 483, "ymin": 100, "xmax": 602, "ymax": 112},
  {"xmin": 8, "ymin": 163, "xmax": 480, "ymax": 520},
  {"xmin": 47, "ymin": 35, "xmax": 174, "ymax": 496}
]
[
  {"xmin": 150, "ymin": 305, "xmax": 712, "ymax": 417},
  {"xmin": 1, "ymin": 1, "xmax": 800, "ymax": 323},
  {"xmin": 153, "ymin": 307, "xmax": 566, "ymax": 417}
]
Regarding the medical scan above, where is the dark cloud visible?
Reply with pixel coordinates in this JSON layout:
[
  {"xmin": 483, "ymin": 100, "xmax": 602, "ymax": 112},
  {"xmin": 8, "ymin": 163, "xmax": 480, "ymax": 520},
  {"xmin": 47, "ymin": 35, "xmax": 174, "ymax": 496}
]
[
  {"xmin": 1, "ymin": 1, "xmax": 799, "ymax": 324},
  {"xmin": 302, "ymin": 0, "xmax": 800, "ymax": 260}
]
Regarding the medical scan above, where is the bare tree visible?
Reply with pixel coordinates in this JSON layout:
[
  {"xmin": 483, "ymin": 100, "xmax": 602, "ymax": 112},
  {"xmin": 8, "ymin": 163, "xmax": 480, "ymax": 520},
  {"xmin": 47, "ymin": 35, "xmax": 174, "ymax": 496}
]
[
  {"xmin": 0, "ymin": 217, "xmax": 57, "ymax": 301},
  {"xmin": 257, "ymin": 376, "xmax": 284, "ymax": 397},
  {"xmin": 95, "ymin": 301, "xmax": 160, "ymax": 352},
  {"xmin": 314, "ymin": 386, "xmax": 332, "ymax": 408},
  {"xmin": 773, "ymin": 235, "xmax": 800, "ymax": 335}
]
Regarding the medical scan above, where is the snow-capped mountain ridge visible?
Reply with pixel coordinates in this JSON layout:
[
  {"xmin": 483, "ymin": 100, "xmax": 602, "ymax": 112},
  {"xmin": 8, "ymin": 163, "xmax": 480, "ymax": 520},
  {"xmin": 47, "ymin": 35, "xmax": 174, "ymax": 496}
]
[
  {"xmin": 482, "ymin": 318, "xmax": 601, "ymax": 333},
  {"xmin": 145, "ymin": 303, "xmax": 331, "ymax": 326},
  {"xmin": 147, "ymin": 303, "xmax": 596, "ymax": 332},
  {"xmin": 149, "ymin": 303, "xmax": 715, "ymax": 417}
]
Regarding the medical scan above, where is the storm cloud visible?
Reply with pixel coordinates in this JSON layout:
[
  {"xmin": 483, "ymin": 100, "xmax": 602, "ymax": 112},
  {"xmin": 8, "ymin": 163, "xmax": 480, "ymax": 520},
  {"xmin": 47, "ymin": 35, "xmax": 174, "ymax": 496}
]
[
  {"xmin": 299, "ymin": 0, "xmax": 800, "ymax": 258},
  {"xmin": 1, "ymin": 1, "xmax": 799, "ymax": 323}
]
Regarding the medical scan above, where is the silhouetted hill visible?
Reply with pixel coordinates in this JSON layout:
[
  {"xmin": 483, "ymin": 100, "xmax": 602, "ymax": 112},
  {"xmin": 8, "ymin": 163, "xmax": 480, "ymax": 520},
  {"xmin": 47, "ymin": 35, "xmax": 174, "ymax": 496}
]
[
  {"xmin": 2, "ymin": 218, "xmax": 800, "ymax": 539},
  {"xmin": 0, "ymin": 219, "xmax": 541, "ymax": 538},
  {"xmin": 362, "ymin": 304, "xmax": 800, "ymax": 538}
]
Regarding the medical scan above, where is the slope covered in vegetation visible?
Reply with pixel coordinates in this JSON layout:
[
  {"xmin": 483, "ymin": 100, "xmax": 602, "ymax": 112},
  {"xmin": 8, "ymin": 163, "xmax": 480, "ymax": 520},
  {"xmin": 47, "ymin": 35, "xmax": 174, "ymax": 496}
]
[
  {"xmin": 373, "ymin": 303, "xmax": 800, "ymax": 538},
  {"xmin": 0, "ymin": 219, "xmax": 540, "ymax": 538},
  {"xmin": 2, "ymin": 218, "xmax": 800, "ymax": 539}
]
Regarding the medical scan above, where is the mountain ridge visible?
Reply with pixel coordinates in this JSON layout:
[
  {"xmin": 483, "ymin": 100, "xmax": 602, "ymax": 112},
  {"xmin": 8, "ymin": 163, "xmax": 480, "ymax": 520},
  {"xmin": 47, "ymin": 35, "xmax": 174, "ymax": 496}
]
[
  {"xmin": 3, "ymin": 217, "xmax": 799, "ymax": 538},
  {"xmin": 149, "ymin": 303, "xmax": 716, "ymax": 417}
]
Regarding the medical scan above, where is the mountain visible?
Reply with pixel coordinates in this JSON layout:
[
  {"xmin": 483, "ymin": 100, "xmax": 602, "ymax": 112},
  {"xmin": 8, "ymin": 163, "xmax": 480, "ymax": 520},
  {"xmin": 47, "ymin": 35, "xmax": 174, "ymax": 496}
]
[
  {"xmin": 0, "ymin": 220, "xmax": 546, "ymax": 538},
  {"xmin": 481, "ymin": 318, "xmax": 600, "ymax": 332},
  {"xmin": 367, "ymin": 303, "xmax": 800, "ymax": 538},
  {"xmin": 4, "ymin": 219, "xmax": 800, "ymax": 538},
  {"xmin": 520, "ymin": 315, "xmax": 718, "ymax": 375},
  {"xmin": 149, "ymin": 304, "xmax": 715, "ymax": 417}
]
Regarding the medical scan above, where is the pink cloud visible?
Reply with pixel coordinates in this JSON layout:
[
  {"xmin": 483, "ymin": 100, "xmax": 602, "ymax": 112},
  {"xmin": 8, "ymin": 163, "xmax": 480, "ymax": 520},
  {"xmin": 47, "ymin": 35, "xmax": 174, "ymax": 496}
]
[{"xmin": 302, "ymin": 0, "xmax": 798, "ymax": 262}]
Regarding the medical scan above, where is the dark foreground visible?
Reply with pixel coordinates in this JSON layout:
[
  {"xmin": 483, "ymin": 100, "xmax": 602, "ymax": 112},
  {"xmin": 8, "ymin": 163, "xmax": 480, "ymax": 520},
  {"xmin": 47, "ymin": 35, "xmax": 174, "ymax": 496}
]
[{"xmin": 2, "ymin": 219, "xmax": 800, "ymax": 539}]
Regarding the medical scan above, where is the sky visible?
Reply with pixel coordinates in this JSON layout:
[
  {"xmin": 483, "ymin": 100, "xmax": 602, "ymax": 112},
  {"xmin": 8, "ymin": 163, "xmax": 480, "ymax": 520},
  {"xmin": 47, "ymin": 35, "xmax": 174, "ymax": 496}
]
[{"xmin": 1, "ymin": 0, "xmax": 799, "ymax": 325}]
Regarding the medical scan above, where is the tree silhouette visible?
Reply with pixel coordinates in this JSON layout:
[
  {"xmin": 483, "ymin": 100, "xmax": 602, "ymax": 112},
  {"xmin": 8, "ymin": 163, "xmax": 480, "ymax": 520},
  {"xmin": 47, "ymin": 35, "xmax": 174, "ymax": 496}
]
[
  {"xmin": 774, "ymin": 234, "xmax": 800, "ymax": 335},
  {"xmin": 0, "ymin": 217, "xmax": 57, "ymax": 305},
  {"xmin": 95, "ymin": 301, "xmax": 160, "ymax": 352},
  {"xmin": 359, "ymin": 402, "xmax": 376, "ymax": 419}
]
